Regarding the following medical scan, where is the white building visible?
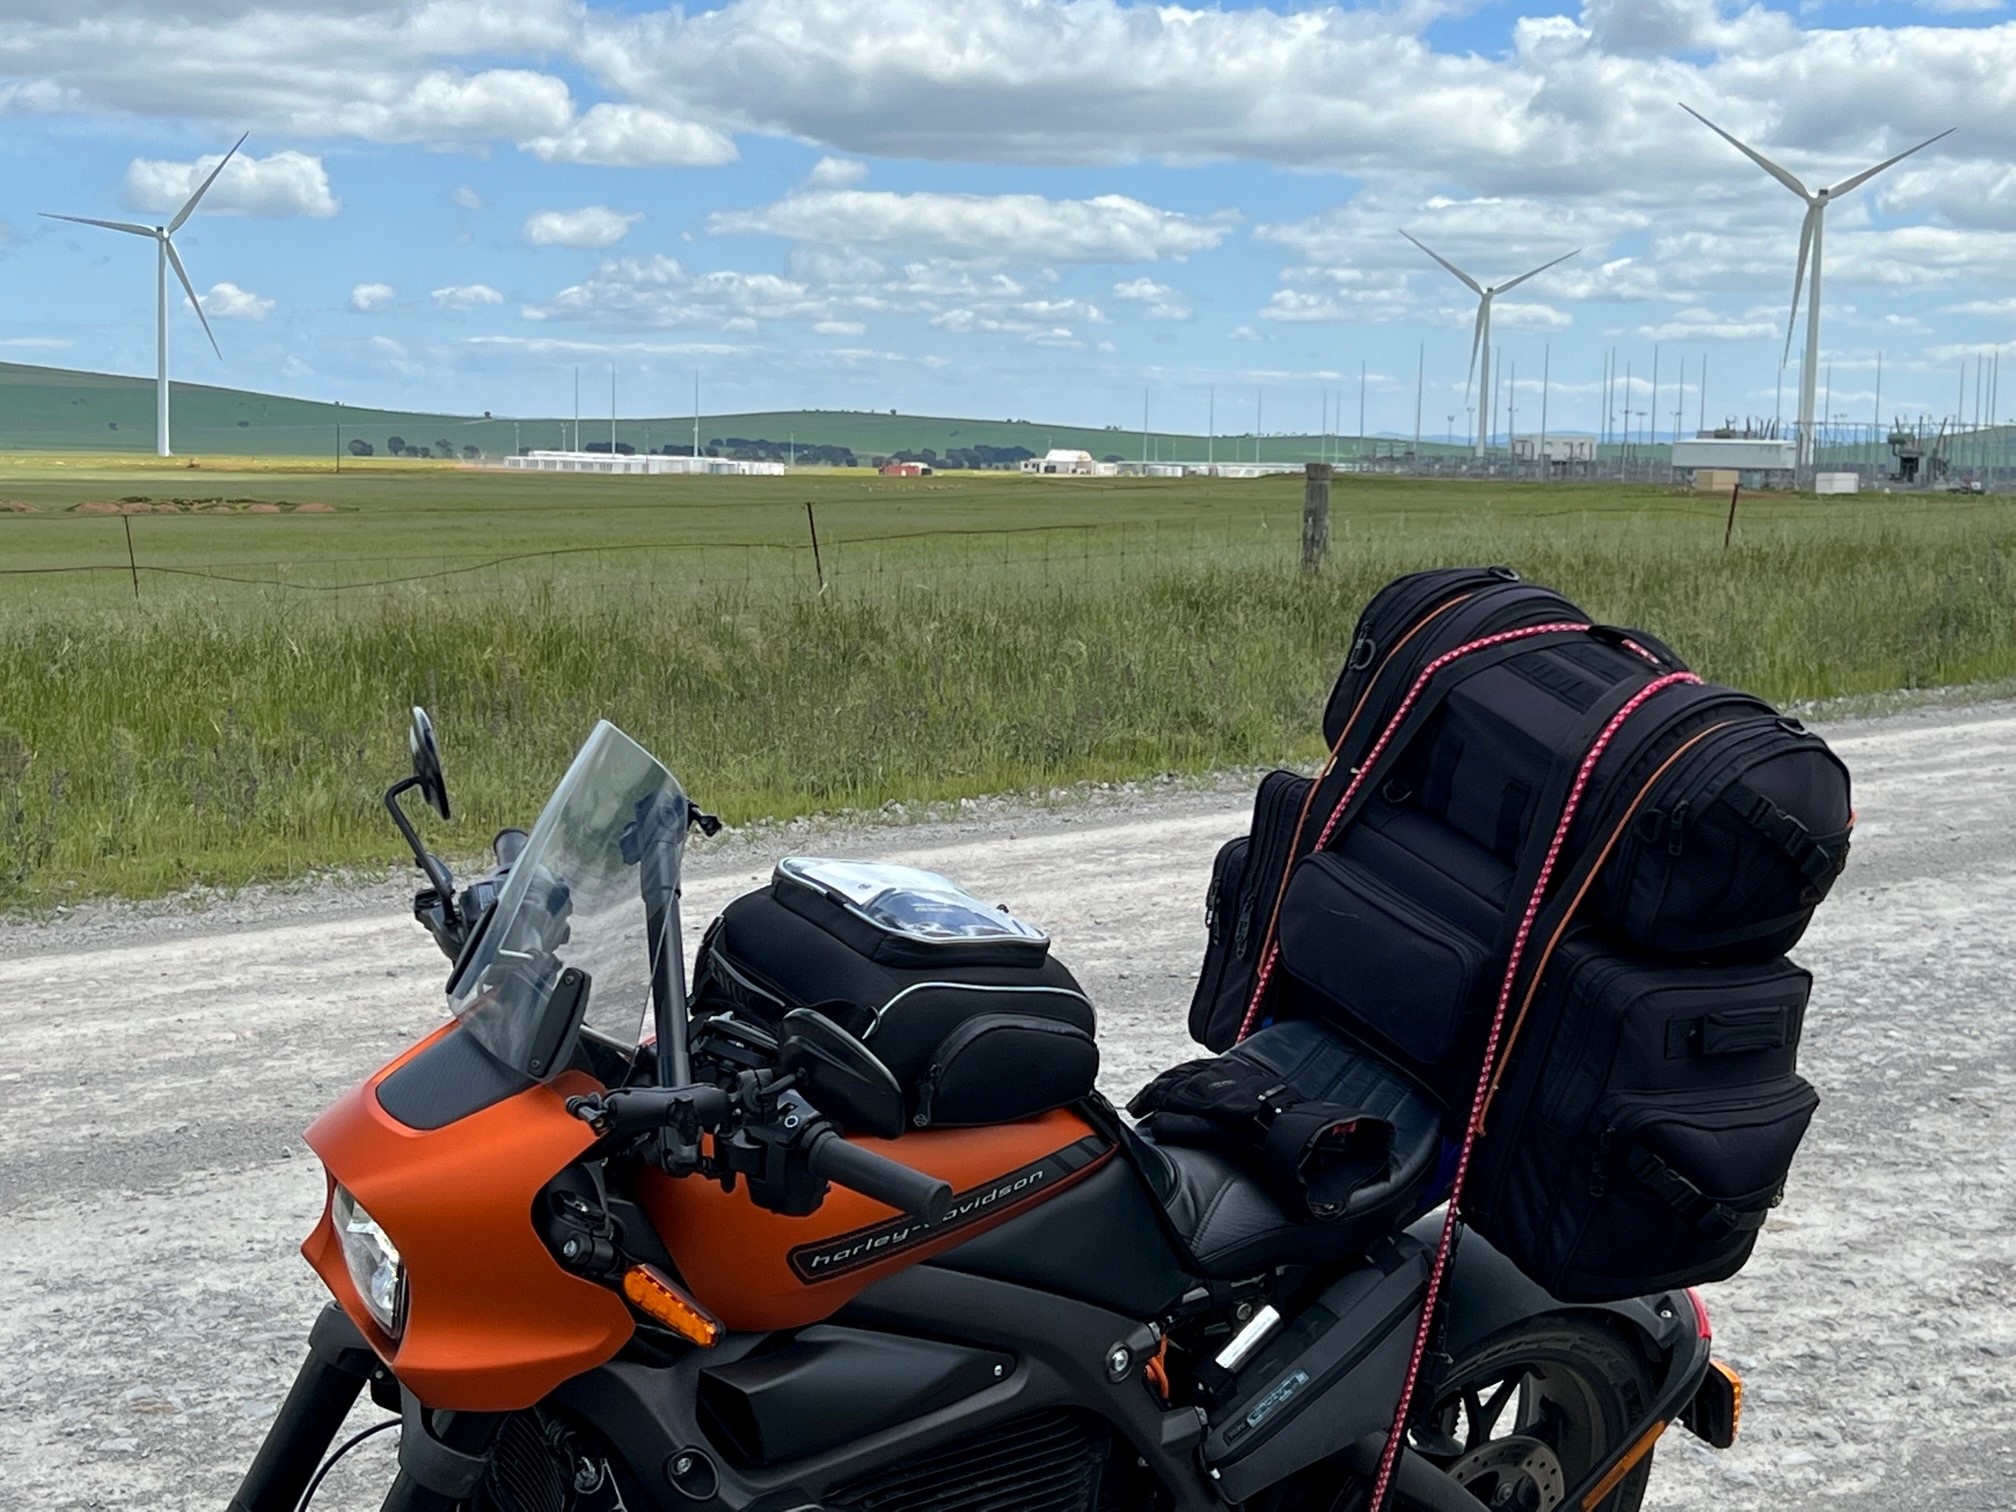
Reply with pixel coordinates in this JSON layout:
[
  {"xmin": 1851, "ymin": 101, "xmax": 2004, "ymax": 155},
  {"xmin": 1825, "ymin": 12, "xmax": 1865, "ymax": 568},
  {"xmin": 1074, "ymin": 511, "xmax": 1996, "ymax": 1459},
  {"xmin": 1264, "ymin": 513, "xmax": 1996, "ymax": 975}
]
[
  {"xmin": 500, "ymin": 451, "xmax": 787, "ymax": 477},
  {"xmin": 1670, "ymin": 438, "xmax": 1797, "ymax": 474},
  {"xmin": 1020, "ymin": 448, "xmax": 1117, "ymax": 476}
]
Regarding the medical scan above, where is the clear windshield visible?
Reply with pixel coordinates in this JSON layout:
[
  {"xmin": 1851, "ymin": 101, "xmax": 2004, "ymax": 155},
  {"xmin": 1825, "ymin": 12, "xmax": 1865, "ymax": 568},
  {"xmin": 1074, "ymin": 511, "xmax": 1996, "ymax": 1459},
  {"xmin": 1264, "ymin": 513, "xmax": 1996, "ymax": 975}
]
[{"xmin": 446, "ymin": 721, "xmax": 686, "ymax": 1076}]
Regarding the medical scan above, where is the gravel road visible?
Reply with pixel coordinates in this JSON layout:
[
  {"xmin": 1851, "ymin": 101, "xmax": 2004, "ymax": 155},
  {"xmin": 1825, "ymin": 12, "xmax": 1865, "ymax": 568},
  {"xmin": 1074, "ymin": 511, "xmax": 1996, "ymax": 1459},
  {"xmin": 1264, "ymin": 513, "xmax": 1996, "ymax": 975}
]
[{"xmin": 2, "ymin": 700, "xmax": 2011, "ymax": 1511}]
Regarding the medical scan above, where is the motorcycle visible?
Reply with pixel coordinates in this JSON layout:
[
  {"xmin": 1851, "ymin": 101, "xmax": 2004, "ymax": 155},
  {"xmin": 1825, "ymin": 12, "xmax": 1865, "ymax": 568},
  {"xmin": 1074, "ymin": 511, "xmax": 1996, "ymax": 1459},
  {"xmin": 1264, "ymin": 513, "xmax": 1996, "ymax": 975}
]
[{"xmin": 229, "ymin": 713, "xmax": 1739, "ymax": 1512}]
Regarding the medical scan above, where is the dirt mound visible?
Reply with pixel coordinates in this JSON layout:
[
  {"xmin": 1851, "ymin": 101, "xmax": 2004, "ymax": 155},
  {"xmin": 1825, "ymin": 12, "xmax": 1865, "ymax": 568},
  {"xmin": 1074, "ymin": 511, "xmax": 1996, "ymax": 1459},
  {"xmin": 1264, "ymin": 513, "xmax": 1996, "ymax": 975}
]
[
  {"xmin": 0, "ymin": 500, "xmax": 35, "ymax": 514},
  {"xmin": 66, "ymin": 497, "xmax": 340, "ymax": 516}
]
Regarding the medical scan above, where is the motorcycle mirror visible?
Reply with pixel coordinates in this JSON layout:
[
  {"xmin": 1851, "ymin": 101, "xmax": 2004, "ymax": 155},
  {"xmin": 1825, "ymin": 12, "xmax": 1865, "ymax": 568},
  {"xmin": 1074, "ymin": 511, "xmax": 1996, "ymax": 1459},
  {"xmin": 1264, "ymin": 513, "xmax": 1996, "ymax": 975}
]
[
  {"xmin": 408, "ymin": 706, "xmax": 451, "ymax": 820},
  {"xmin": 778, "ymin": 1007, "xmax": 906, "ymax": 1140}
]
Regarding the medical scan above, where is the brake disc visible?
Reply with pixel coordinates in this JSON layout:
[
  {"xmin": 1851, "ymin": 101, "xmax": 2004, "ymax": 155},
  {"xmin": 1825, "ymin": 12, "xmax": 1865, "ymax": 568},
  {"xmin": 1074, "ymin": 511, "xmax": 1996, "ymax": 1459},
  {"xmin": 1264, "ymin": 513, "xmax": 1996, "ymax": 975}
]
[{"xmin": 1445, "ymin": 1435, "xmax": 1567, "ymax": 1511}]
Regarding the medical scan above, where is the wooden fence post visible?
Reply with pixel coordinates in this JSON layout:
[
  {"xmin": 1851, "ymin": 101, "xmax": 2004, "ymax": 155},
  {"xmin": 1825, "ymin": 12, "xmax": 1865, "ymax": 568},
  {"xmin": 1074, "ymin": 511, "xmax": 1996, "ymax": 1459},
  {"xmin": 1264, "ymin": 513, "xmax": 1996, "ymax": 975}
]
[{"xmin": 1301, "ymin": 462, "xmax": 1332, "ymax": 574}]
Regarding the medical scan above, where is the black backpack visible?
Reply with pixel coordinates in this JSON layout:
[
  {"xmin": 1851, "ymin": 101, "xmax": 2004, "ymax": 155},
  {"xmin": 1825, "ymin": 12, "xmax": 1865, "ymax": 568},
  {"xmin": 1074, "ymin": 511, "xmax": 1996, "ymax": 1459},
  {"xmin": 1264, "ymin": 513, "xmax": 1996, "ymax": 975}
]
[
  {"xmin": 1191, "ymin": 569, "xmax": 1850, "ymax": 1060},
  {"xmin": 1180, "ymin": 567, "xmax": 1851, "ymax": 1301}
]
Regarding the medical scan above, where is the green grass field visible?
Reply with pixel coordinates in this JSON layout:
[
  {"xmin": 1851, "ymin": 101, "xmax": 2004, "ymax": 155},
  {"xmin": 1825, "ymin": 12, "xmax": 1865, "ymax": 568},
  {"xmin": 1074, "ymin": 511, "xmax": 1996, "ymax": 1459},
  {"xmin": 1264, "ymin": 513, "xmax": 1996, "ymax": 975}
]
[{"xmin": 3, "ymin": 454, "xmax": 2011, "ymax": 909}]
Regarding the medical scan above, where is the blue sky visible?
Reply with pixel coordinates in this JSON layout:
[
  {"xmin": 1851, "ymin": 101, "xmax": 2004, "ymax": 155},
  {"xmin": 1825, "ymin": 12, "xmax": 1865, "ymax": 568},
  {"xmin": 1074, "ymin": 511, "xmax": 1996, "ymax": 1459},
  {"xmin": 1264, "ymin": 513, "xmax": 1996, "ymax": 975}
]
[{"xmin": 6, "ymin": 0, "xmax": 2016, "ymax": 438}]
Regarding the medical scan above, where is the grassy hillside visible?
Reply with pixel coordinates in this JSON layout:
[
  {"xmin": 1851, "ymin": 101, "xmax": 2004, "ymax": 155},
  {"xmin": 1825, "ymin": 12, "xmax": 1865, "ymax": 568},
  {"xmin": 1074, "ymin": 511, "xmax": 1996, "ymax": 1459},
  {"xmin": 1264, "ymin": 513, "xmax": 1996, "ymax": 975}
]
[{"xmin": 0, "ymin": 361, "xmax": 1451, "ymax": 464}]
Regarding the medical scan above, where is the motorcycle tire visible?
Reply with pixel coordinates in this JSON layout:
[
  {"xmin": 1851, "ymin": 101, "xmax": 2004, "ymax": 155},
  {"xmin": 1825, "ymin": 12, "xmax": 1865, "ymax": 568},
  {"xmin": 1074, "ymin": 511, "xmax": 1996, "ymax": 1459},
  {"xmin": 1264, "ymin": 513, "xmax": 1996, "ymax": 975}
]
[{"xmin": 1324, "ymin": 1316, "xmax": 1660, "ymax": 1512}]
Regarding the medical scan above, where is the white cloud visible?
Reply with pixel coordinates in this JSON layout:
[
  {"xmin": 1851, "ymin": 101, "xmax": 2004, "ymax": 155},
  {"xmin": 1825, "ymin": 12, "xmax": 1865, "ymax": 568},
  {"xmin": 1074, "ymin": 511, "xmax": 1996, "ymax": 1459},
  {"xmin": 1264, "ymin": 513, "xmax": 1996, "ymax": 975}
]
[
  {"xmin": 349, "ymin": 282, "xmax": 396, "ymax": 312},
  {"xmin": 710, "ymin": 189, "xmax": 1235, "ymax": 262},
  {"xmin": 432, "ymin": 283, "xmax": 505, "ymax": 308},
  {"xmin": 199, "ymin": 281, "xmax": 273, "ymax": 319},
  {"xmin": 807, "ymin": 156, "xmax": 868, "ymax": 187},
  {"xmin": 524, "ymin": 206, "xmax": 643, "ymax": 249},
  {"xmin": 1635, "ymin": 306, "xmax": 1781, "ymax": 342},
  {"xmin": 1113, "ymin": 276, "xmax": 1191, "ymax": 319},
  {"xmin": 1493, "ymin": 300, "xmax": 1572, "ymax": 332},
  {"xmin": 523, "ymin": 102, "xmax": 737, "ymax": 166},
  {"xmin": 451, "ymin": 184, "xmax": 485, "ymax": 211},
  {"xmin": 0, "ymin": 79, "xmax": 73, "ymax": 116},
  {"xmin": 319, "ymin": 68, "xmax": 574, "ymax": 143},
  {"xmin": 813, "ymin": 319, "xmax": 867, "ymax": 335},
  {"xmin": 124, "ymin": 149, "xmax": 338, "ymax": 219},
  {"xmin": 0, "ymin": 336, "xmax": 74, "ymax": 349}
]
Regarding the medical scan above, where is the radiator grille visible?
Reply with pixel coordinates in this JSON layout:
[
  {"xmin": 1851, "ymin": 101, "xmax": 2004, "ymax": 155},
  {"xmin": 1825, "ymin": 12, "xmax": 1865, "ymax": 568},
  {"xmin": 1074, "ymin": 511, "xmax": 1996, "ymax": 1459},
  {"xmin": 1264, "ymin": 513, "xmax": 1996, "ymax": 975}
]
[
  {"xmin": 827, "ymin": 1408, "xmax": 1115, "ymax": 1512},
  {"xmin": 475, "ymin": 1412, "xmax": 570, "ymax": 1512}
]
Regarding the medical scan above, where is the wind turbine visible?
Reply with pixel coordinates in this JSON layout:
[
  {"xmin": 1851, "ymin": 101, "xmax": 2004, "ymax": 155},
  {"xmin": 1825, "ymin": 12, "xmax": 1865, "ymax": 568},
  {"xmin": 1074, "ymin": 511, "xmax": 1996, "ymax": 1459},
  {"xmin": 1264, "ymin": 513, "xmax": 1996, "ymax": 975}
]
[
  {"xmin": 43, "ymin": 133, "xmax": 247, "ymax": 457},
  {"xmin": 1680, "ymin": 104, "xmax": 1952, "ymax": 473},
  {"xmin": 1400, "ymin": 231, "xmax": 1578, "ymax": 458}
]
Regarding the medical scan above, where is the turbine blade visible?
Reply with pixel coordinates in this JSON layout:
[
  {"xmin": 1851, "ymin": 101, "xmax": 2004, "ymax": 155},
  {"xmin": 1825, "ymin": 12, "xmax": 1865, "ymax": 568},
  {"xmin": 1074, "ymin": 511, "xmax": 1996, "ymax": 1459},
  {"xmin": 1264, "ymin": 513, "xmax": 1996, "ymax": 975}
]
[
  {"xmin": 1679, "ymin": 102, "xmax": 1811, "ymax": 200},
  {"xmin": 165, "ymin": 239, "xmax": 222, "ymax": 361},
  {"xmin": 1492, "ymin": 246, "xmax": 1582, "ymax": 297},
  {"xmin": 168, "ymin": 131, "xmax": 248, "ymax": 233},
  {"xmin": 1400, "ymin": 229, "xmax": 1484, "ymax": 296},
  {"xmin": 1826, "ymin": 127, "xmax": 1956, "ymax": 198},
  {"xmin": 1467, "ymin": 298, "xmax": 1487, "ymax": 397},
  {"xmin": 1785, "ymin": 204, "xmax": 1816, "ymax": 367},
  {"xmin": 41, "ymin": 212, "xmax": 155, "ymax": 236}
]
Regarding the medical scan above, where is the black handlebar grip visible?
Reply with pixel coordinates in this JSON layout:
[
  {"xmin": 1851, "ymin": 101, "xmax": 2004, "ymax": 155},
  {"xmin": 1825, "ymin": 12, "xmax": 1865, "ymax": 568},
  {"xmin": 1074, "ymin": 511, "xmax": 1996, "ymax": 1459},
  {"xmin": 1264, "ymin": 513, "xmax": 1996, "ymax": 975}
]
[{"xmin": 805, "ymin": 1128, "xmax": 953, "ymax": 1222}]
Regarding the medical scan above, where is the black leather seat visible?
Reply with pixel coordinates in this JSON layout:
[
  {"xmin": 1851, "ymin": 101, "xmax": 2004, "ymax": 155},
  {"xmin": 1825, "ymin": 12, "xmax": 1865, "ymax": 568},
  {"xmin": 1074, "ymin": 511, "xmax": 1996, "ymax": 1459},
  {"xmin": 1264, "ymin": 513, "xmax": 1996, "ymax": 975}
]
[{"xmin": 1126, "ymin": 1021, "xmax": 1445, "ymax": 1278}]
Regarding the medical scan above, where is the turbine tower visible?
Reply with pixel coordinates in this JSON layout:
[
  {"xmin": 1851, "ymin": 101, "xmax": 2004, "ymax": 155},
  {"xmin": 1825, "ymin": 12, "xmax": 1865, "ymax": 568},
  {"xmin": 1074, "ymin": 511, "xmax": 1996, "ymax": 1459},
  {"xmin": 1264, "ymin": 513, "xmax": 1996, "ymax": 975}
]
[
  {"xmin": 1680, "ymin": 104, "xmax": 1952, "ymax": 473},
  {"xmin": 1400, "ymin": 231, "xmax": 1578, "ymax": 458},
  {"xmin": 43, "ymin": 133, "xmax": 247, "ymax": 457}
]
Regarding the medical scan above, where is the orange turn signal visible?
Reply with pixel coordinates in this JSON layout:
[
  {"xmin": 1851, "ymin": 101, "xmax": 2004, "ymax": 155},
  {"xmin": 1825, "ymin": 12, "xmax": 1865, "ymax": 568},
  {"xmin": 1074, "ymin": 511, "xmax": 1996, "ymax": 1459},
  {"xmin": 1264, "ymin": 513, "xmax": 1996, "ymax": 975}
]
[
  {"xmin": 621, "ymin": 1264, "xmax": 722, "ymax": 1348},
  {"xmin": 1713, "ymin": 1359, "xmax": 1744, "ymax": 1442},
  {"xmin": 1680, "ymin": 1357, "xmax": 1743, "ymax": 1449}
]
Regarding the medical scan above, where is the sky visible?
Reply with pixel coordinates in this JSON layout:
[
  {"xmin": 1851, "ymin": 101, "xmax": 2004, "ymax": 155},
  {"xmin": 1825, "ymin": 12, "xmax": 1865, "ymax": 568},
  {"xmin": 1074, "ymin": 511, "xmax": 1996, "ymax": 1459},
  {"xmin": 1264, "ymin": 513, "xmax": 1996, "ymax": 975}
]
[{"xmin": 5, "ymin": 0, "xmax": 2016, "ymax": 441}]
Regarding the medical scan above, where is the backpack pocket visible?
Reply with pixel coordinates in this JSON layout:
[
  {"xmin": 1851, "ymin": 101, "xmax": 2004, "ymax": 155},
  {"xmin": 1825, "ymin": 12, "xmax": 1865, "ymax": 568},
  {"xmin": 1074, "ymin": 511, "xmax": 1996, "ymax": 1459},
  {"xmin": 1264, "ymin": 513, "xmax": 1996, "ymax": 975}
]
[
  {"xmin": 1277, "ymin": 852, "xmax": 1490, "ymax": 1077},
  {"xmin": 1190, "ymin": 770, "xmax": 1314, "ymax": 1050},
  {"xmin": 912, "ymin": 1013, "xmax": 1100, "ymax": 1128},
  {"xmin": 1534, "ymin": 1076, "xmax": 1819, "ymax": 1301}
]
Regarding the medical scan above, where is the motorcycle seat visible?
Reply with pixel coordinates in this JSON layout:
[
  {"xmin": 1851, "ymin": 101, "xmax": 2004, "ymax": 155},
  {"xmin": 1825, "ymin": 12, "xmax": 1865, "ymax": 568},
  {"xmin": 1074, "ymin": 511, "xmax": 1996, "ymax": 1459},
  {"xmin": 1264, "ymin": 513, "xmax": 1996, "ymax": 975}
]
[{"xmin": 1125, "ymin": 1021, "xmax": 1444, "ymax": 1278}]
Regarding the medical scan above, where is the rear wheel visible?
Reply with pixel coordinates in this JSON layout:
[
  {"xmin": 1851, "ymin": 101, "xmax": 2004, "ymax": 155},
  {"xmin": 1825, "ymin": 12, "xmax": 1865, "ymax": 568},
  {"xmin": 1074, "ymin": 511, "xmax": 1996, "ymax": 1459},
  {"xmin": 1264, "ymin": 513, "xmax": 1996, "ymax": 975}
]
[{"xmin": 1325, "ymin": 1316, "xmax": 1659, "ymax": 1512}]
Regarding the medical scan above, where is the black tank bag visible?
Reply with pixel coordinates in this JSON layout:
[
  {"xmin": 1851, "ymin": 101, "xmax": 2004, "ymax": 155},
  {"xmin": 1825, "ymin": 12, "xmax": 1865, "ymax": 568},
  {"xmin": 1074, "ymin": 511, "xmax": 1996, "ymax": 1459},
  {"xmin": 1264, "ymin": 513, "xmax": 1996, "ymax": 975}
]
[{"xmin": 692, "ymin": 858, "xmax": 1097, "ymax": 1129}]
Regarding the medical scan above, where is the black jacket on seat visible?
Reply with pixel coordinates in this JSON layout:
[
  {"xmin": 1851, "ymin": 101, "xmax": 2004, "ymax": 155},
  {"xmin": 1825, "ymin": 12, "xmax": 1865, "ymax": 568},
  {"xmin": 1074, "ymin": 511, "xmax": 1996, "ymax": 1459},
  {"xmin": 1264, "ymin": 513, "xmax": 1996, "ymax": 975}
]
[{"xmin": 1127, "ymin": 1022, "xmax": 1444, "ymax": 1278}]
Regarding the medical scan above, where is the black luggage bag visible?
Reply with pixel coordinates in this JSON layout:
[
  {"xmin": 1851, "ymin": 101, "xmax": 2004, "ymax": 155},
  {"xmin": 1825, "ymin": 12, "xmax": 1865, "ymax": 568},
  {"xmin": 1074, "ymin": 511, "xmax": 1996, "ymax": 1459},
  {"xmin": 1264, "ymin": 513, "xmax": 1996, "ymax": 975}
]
[
  {"xmin": 1190, "ymin": 568, "xmax": 1852, "ymax": 1057},
  {"xmin": 1465, "ymin": 931, "xmax": 1819, "ymax": 1301},
  {"xmin": 693, "ymin": 858, "xmax": 1098, "ymax": 1129},
  {"xmin": 1178, "ymin": 565, "xmax": 1851, "ymax": 1303}
]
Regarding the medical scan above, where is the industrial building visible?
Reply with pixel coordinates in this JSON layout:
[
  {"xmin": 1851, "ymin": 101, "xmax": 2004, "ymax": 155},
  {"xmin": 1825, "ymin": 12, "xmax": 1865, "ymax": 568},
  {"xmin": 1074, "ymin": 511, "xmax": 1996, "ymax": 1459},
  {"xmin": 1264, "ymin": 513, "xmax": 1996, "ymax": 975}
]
[
  {"xmin": 500, "ymin": 451, "xmax": 787, "ymax": 477},
  {"xmin": 1670, "ymin": 437, "xmax": 1797, "ymax": 489}
]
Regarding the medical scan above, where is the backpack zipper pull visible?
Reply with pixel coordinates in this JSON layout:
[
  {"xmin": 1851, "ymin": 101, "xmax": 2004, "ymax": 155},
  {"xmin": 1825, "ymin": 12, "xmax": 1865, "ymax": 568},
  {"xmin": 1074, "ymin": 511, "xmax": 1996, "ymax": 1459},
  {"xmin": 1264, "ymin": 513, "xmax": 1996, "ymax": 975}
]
[
  {"xmin": 1666, "ymin": 800, "xmax": 1689, "ymax": 857},
  {"xmin": 913, "ymin": 1072, "xmax": 939, "ymax": 1128}
]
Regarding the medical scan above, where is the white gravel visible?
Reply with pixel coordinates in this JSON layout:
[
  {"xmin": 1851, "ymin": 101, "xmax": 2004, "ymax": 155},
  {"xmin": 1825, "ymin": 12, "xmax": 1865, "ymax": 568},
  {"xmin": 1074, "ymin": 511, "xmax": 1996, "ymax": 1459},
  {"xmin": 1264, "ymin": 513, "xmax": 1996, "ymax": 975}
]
[{"xmin": 1, "ymin": 699, "xmax": 2012, "ymax": 1510}]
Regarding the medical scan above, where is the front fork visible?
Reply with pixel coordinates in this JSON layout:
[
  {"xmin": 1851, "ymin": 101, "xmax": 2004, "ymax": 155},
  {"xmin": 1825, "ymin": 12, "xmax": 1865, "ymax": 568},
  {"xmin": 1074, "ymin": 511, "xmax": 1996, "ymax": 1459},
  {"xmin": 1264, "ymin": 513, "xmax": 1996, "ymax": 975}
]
[{"xmin": 229, "ymin": 1304, "xmax": 498, "ymax": 1512}]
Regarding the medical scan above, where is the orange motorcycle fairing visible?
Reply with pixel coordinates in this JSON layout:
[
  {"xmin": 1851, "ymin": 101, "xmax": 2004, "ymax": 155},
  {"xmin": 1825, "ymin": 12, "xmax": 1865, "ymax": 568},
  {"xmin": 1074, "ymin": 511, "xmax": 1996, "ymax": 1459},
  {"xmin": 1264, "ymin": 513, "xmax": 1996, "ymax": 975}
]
[
  {"xmin": 302, "ymin": 1022, "xmax": 634, "ymax": 1412},
  {"xmin": 638, "ymin": 1108, "xmax": 1113, "ymax": 1332}
]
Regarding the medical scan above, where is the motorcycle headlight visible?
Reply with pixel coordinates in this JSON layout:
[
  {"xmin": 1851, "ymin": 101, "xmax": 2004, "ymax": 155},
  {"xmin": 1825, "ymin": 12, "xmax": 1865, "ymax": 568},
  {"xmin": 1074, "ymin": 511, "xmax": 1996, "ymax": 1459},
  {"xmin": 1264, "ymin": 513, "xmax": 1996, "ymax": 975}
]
[{"xmin": 333, "ymin": 1186, "xmax": 407, "ymax": 1339}]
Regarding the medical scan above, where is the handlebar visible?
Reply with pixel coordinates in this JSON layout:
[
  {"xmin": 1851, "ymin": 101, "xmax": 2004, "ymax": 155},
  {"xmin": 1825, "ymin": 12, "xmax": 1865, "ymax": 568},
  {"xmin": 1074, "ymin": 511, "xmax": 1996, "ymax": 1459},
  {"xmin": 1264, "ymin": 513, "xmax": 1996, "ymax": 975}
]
[{"xmin": 804, "ymin": 1126, "xmax": 953, "ymax": 1222}]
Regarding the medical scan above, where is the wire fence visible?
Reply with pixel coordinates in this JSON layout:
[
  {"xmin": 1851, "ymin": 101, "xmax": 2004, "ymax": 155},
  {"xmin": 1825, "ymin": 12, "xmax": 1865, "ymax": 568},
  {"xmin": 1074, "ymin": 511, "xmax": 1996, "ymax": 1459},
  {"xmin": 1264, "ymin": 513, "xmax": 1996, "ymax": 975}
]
[{"xmin": 2, "ymin": 514, "xmax": 1312, "ymax": 615}]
